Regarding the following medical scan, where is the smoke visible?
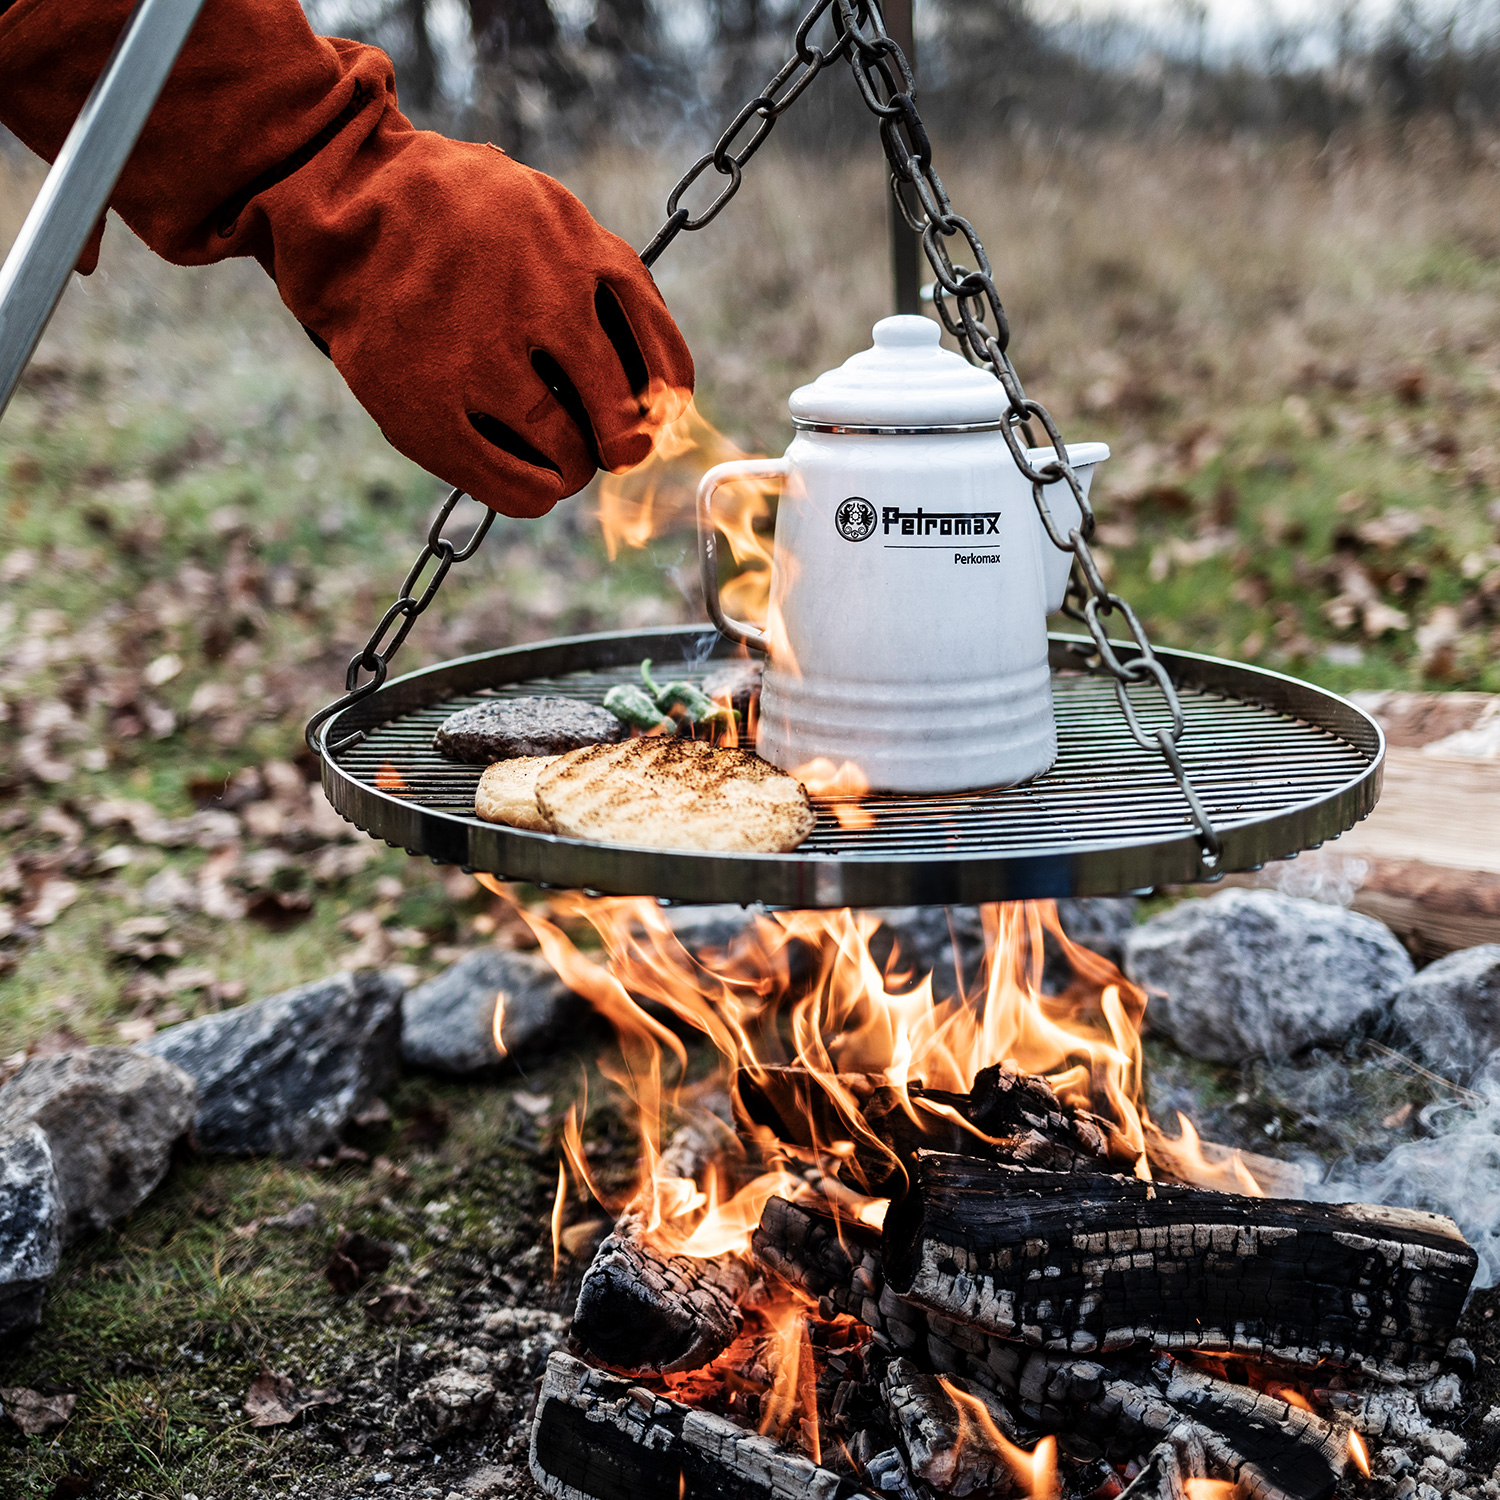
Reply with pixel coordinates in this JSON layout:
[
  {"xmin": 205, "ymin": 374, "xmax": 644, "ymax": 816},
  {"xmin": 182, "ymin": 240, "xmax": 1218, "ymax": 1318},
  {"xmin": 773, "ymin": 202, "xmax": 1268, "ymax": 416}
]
[
  {"xmin": 1266, "ymin": 846, "xmax": 1368, "ymax": 908},
  {"xmin": 1311, "ymin": 1055, "xmax": 1500, "ymax": 1290}
]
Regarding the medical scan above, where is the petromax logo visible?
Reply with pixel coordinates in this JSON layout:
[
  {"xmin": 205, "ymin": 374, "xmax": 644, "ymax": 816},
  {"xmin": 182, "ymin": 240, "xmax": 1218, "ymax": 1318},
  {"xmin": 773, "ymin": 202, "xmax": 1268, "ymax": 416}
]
[
  {"xmin": 834, "ymin": 497, "xmax": 878, "ymax": 542},
  {"xmin": 882, "ymin": 505, "xmax": 1001, "ymax": 537}
]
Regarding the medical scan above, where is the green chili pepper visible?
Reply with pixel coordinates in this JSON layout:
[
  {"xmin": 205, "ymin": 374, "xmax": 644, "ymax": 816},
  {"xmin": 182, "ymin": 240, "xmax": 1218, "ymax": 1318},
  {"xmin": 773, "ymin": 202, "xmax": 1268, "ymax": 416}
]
[
  {"xmin": 641, "ymin": 659, "xmax": 733, "ymax": 726},
  {"xmin": 603, "ymin": 682, "xmax": 673, "ymax": 732}
]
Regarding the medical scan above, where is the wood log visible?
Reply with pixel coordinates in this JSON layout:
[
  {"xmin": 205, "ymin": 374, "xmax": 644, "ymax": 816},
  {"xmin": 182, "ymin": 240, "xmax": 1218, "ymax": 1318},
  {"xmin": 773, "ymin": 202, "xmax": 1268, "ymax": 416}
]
[
  {"xmin": 570, "ymin": 1119, "xmax": 750, "ymax": 1376},
  {"xmin": 531, "ymin": 1349, "xmax": 876, "ymax": 1500},
  {"xmin": 570, "ymin": 1231, "xmax": 749, "ymax": 1376},
  {"xmin": 879, "ymin": 1356, "xmax": 1019, "ymax": 1496},
  {"xmin": 754, "ymin": 1197, "xmax": 1350, "ymax": 1500},
  {"xmin": 882, "ymin": 1153, "xmax": 1478, "ymax": 1380},
  {"xmin": 750, "ymin": 1194, "xmax": 1026, "ymax": 1400},
  {"xmin": 736, "ymin": 1061, "xmax": 1113, "ymax": 1196},
  {"xmin": 1116, "ymin": 1435, "xmax": 1207, "ymax": 1500}
]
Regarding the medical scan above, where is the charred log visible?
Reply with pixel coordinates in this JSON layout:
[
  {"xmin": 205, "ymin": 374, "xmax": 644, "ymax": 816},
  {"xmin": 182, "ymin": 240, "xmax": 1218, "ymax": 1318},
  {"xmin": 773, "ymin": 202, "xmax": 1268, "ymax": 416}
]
[
  {"xmin": 753, "ymin": 1197, "xmax": 1345, "ymax": 1500},
  {"xmin": 1116, "ymin": 1434, "xmax": 1208, "ymax": 1500},
  {"xmin": 882, "ymin": 1153, "xmax": 1478, "ymax": 1379},
  {"xmin": 531, "ymin": 1349, "xmax": 876, "ymax": 1500},
  {"xmin": 736, "ymin": 1061, "xmax": 1112, "ymax": 1196},
  {"xmin": 879, "ymin": 1357, "xmax": 1020, "ymax": 1496},
  {"xmin": 571, "ymin": 1119, "xmax": 750, "ymax": 1377},
  {"xmin": 570, "ymin": 1231, "xmax": 749, "ymax": 1377},
  {"xmin": 752, "ymin": 1195, "xmax": 1029, "ymax": 1398}
]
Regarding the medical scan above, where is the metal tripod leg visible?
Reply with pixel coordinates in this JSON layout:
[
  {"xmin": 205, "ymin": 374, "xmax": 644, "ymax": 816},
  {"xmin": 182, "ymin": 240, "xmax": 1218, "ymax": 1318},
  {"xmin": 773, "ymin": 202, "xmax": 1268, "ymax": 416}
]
[{"xmin": 0, "ymin": 0, "xmax": 207, "ymax": 421}]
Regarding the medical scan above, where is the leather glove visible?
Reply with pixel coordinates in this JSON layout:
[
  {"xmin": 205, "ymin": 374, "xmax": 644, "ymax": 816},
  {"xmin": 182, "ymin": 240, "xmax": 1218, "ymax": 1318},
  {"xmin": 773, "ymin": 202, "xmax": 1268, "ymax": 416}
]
[{"xmin": 0, "ymin": 0, "xmax": 693, "ymax": 516}]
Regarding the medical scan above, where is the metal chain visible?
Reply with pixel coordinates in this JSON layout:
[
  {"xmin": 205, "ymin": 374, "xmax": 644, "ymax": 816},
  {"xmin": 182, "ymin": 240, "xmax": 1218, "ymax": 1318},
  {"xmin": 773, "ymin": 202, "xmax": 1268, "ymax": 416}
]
[
  {"xmin": 641, "ymin": 0, "xmax": 1220, "ymax": 869},
  {"xmin": 305, "ymin": 487, "xmax": 495, "ymax": 754},
  {"xmin": 309, "ymin": 0, "xmax": 1222, "ymax": 871}
]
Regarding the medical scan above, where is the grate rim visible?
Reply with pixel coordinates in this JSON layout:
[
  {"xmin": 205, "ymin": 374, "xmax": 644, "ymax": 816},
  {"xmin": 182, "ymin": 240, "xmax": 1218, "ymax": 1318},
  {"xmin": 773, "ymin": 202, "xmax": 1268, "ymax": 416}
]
[{"xmin": 315, "ymin": 627, "xmax": 1383, "ymax": 906}]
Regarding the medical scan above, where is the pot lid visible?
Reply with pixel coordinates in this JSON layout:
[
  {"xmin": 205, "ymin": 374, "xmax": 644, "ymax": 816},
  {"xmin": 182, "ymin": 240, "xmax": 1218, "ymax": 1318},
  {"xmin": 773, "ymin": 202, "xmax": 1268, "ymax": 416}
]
[{"xmin": 789, "ymin": 315, "xmax": 1008, "ymax": 430}]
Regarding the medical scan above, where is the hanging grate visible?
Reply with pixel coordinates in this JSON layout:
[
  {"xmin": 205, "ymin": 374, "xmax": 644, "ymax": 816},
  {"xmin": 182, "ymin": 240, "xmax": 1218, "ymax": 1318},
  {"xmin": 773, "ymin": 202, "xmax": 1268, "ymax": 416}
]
[{"xmin": 315, "ymin": 626, "xmax": 1382, "ymax": 908}]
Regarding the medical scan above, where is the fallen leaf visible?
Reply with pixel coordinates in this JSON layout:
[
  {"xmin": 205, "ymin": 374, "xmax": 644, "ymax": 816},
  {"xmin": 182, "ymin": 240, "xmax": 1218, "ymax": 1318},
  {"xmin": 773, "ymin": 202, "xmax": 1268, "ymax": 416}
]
[
  {"xmin": 1, "ymin": 1387, "xmax": 77, "ymax": 1435},
  {"xmin": 244, "ymin": 889, "xmax": 313, "ymax": 929},
  {"xmin": 324, "ymin": 1251, "xmax": 362, "ymax": 1297},
  {"xmin": 26, "ymin": 879, "xmax": 79, "ymax": 927},
  {"xmin": 351, "ymin": 1097, "xmax": 392, "ymax": 1128},
  {"xmin": 511, "ymin": 1091, "xmax": 553, "ymax": 1118},
  {"xmin": 326, "ymin": 1229, "xmax": 394, "ymax": 1294},
  {"xmin": 242, "ymin": 1366, "xmax": 337, "ymax": 1427},
  {"xmin": 364, "ymin": 1284, "xmax": 430, "ymax": 1326},
  {"xmin": 338, "ymin": 1230, "xmax": 394, "ymax": 1275}
]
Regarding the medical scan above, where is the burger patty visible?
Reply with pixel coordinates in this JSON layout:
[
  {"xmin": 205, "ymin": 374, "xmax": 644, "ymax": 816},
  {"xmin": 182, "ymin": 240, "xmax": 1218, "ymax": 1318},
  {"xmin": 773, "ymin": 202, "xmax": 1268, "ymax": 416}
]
[{"xmin": 435, "ymin": 696, "xmax": 627, "ymax": 763}]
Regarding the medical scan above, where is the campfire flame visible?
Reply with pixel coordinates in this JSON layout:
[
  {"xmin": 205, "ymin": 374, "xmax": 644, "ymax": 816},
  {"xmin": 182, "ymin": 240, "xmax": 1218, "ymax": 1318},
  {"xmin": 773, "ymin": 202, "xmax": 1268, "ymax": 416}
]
[
  {"xmin": 476, "ymin": 887, "xmax": 1247, "ymax": 1265},
  {"xmin": 1348, "ymin": 1428, "xmax": 1372, "ymax": 1478},
  {"xmin": 596, "ymin": 398, "xmax": 777, "ymax": 628},
  {"xmin": 1183, "ymin": 1483, "xmax": 1241, "ymax": 1499},
  {"xmin": 1147, "ymin": 1110, "xmax": 1265, "ymax": 1197},
  {"xmin": 477, "ymin": 880, "xmax": 1285, "ymax": 1480},
  {"xmin": 939, "ymin": 1377, "xmax": 1060, "ymax": 1498},
  {"xmin": 759, "ymin": 1298, "xmax": 821, "ymax": 1462}
]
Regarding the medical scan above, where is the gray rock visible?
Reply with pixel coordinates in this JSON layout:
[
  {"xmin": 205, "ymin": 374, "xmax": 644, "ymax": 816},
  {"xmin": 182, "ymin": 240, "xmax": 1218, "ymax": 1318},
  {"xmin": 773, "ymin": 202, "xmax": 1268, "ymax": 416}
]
[
  {"xmin": 1388, "ymin": 945, "xmax": 1500, "ymax": 1084},
  {"xmin": 1124, "ymin": 889, "xmax": 1413, "ymax": 1064},
  {"xmin": 0, "ymin": 1125, "xmax": 64, "ymax": 1338},
  {"xmin": 139, "ymin": 970, "xmax": 402, "ymax": 1157},
  {"xmin": 0, "ymin": 1048, "xmax": 196, "ymax": 1243},
  {"xmin": 402, "ymin": 949, "xmax": 582, "ymax": 1076}
]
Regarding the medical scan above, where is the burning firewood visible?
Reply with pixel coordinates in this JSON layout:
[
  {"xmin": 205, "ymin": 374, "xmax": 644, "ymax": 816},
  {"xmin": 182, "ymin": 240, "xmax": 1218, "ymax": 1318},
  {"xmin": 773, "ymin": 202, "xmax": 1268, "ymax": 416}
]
[
  {"xmin": 531, "ymin": 1349, "xmax": 876, "ymax": 1500},
  {"xmin": 570, "ymin": 1232, "xmax": 750, "ymax": 1377},
  {"xmin": 751, "ymin": 1193, "xmax": 1354, "ymax": 1500},
  {"xmin": 751, "ymin": 1194, "xmax": 1027, "ymax": 1397},
  {"xmin": 737, "ymin": 1059, "xmax": 1118, "ymax": 1196},
  {"xmin": 878, "ymin": 1357, "xmax": 1025, "ymax": 1495},
  {"xmin": 882, "ymin": 1152, "xmax": 1478, "ymax": 1379},
  {"xmin": 570, "ymin": 1118, "xmax": 754, "ymax": 1377}
]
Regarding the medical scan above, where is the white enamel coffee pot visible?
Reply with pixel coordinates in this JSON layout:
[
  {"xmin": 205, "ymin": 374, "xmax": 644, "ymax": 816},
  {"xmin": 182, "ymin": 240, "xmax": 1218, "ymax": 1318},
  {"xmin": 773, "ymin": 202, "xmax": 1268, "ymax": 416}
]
[{"xmin": 697, "ymin": 316, "xmax": 1108, "ymax": 794}]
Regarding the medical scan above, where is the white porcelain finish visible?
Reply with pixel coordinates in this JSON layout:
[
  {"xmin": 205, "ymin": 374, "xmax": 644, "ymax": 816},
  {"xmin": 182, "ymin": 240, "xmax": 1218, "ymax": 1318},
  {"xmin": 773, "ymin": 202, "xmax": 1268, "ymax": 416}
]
[
  {"xmin": 789, "ymin": 314, "xmax": 1007, "ymax": 430},
  {"xmin": 697, "ymin": 317, "xmax": 1109, "ymax": 793}
]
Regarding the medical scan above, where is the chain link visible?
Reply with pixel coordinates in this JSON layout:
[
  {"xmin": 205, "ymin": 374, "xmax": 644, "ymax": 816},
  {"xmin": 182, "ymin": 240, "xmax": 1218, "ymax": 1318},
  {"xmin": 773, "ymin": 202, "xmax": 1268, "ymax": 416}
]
[
  {"xmin": 309, "ymin": 0, "xmax": 1221, "ymax": 871},
  {"xmin": 305, "ymin": 487, "xmax": 495, "ymax": 755}
]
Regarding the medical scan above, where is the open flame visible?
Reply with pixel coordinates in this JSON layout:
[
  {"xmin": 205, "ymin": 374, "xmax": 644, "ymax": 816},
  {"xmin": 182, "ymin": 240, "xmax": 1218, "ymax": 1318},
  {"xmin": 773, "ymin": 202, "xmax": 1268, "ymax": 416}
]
[
  {"xmin": 939, "ymin": 1377, "xmax": 1060, "ymax": 1498},
  {"xmin": 1183, "ymin": 1483, "xmax": 1241, "ymax": 1499},
  {"xmin": 474, "ymin": 884, "xmax": 1250, "ymax": 1276},
  {"xmin": 597, "ymin": 398, "xmax": 778, "ymax": 628},
  {"xmin": 473, "ymin": 882, "xmax": 1289, "ymax": 1478},
  {"xmin": 1348, "ymin": 1428, "xmax": 1372, "ymax": 1478}
]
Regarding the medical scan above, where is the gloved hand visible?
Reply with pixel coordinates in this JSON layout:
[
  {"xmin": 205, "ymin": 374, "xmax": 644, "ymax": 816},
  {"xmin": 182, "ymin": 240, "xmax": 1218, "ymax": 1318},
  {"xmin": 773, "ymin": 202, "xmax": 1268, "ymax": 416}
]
[{"xmin": 0, "ymin": 0, "xmax": 693, "ymax": 516}]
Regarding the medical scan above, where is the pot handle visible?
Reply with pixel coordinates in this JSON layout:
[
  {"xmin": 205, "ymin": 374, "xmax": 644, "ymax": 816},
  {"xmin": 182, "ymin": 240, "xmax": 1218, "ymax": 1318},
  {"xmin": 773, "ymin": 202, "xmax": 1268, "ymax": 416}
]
[{"xmin": 696, "ymin": 458, "xmax": 787, "ymax": 652}]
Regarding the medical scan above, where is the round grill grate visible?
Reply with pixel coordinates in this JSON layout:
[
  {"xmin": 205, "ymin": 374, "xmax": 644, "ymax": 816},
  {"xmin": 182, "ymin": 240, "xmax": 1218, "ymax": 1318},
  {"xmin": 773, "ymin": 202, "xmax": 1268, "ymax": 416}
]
[{"xmin": 315, "ymin": 627, "xmax": 1382, "ymax": 907}]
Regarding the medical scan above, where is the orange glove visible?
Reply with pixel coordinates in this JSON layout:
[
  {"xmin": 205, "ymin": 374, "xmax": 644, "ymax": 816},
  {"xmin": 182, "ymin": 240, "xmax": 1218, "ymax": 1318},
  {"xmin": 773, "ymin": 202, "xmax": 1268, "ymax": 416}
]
[{"xmin": 0, "ymin": 0, "xmax": 692, "ymax": 516}]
